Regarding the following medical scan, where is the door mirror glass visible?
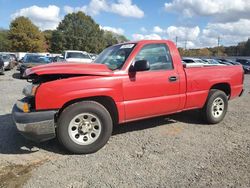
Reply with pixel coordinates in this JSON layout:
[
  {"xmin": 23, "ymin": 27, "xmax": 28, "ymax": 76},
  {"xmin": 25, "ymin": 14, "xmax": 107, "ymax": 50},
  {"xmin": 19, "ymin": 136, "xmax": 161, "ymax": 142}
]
[{"xmin": 129, "ymin": 60, "xmax": 150, "ymax": 72}]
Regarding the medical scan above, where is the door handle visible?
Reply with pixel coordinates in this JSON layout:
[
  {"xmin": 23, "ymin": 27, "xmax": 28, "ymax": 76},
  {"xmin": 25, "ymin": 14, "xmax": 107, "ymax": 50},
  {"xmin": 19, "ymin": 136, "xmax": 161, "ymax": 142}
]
[{"xmin": 169, "ymin": 76, "xmax": 178, "ymax": 82}]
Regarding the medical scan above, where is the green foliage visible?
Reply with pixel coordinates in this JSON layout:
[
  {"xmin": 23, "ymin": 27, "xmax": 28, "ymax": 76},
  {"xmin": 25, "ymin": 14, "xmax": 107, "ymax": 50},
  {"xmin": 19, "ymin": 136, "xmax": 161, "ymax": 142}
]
[
  {"xmin": 8, "ymin": 16, "xmax": 45, "ymax": 52},
  {"xmin": 50, "ymin": 12, "xmax": 128, "ymax": 53},
  {"xmin": 51, "ymin": 12, "xmax": 105, "ymax": 53},
  {"xmin": 180, "ymin": 46, "xmax": 227, "ymax": 57},
  {"xmin": 50, "ymin": 30, "xmax": 64, "ymax": 53},
  {"xmin": 103, "ymin": 31, "xmax": 128, "ymax": 48},
  {"xmin": 0, "ymin": 29, "xmax": 10, "ymax": 51},
  {"xmin": 43, "ymin": 30, "xmax": 53, "ymax": 52}
]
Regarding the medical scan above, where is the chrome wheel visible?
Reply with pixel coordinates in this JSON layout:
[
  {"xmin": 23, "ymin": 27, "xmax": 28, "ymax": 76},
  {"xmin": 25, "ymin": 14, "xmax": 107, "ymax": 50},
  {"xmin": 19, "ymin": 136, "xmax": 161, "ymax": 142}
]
[
  {"xmin": 68, "ymin": 113, "xmax": 102, "ymax": 145},
  {"xmin": 212, "ymin": 97, "xmax": 224, "ymax": 118}
]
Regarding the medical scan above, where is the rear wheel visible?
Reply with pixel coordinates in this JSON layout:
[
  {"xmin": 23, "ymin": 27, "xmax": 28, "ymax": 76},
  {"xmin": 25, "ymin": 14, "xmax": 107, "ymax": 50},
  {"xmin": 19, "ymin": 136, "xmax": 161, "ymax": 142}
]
[
  {"xmin": 57, "ymin": 101, "xmax": 113, "ymax": 154},
  {"xmin": 202, "ymin": 89, "xmax": 228, "ymax": 124}
]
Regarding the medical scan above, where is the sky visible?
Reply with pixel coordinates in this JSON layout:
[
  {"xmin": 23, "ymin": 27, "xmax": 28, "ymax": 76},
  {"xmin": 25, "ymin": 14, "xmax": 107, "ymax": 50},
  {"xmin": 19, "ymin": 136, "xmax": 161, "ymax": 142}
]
[{"xmin": 1, "ymin": 0, "xmax": 250, "ymax": 49}]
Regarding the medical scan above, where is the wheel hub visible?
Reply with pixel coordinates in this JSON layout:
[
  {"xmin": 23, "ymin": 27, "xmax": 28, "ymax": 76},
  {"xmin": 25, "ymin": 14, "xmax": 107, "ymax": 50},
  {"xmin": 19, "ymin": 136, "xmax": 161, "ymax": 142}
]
[
  {"xmin": 212, "ymin": 97, "xmax": 224, "ymax": 118},
  {"xmin": 68, "ymin": 113, "xmax": 102, "ymax": 145}
]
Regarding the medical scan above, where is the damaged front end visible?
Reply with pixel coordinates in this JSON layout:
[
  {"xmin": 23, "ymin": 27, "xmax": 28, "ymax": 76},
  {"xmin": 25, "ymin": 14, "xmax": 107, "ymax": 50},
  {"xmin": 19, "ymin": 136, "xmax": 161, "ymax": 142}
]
[
  {"xmin": 12, "ymin": 72, "xmax": 86, "ymax": 142},
  {"xmin": 24, "ymin": 70, "xmax": 84, "ymax": 84}
]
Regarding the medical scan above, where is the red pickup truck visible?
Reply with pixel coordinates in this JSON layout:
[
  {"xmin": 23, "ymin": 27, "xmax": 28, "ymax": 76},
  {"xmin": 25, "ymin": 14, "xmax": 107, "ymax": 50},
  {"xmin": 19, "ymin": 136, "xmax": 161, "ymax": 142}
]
[{"xmin": 12, "ymin": 40, "xmax": 244, "ymax": 154}]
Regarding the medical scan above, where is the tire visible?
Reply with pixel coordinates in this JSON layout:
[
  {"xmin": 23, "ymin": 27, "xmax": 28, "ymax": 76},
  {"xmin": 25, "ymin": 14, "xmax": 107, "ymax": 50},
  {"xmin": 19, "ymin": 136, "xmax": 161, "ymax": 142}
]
[
  {"xmin": 201, "ymin": 89, "xmax": 228, "ymax": 124},
  {"xmin": 57, "ymin": 101, "xmax": 113, "ymax": 154}
]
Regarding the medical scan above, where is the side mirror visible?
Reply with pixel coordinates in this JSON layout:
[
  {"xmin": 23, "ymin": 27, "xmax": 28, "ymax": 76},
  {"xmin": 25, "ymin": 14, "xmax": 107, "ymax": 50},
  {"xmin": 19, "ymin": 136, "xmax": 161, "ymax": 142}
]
[{"xmin": 129, "ymin": 60, "xmax": 150, "ymax": 72}]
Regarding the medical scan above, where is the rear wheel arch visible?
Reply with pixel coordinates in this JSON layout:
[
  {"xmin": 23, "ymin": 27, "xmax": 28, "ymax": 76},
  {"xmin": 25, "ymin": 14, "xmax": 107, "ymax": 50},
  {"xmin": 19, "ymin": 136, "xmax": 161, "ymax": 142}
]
[
  {"xmin": 56, "ymin": 96, "xmax": 119, "ymax": 126},
  {"xmin": 210, "ymin": 83, "xmax": 231, "ymax": 97}
]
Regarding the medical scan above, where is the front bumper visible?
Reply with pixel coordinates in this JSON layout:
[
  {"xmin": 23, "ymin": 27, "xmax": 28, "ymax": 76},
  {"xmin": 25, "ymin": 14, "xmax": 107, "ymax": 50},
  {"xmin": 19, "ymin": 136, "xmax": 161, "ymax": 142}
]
[
  {"xmin": 4, "ymin": 62, "xmax": 11, "ymax": 70},
  {"xmin": 0, "ymin": 66, "xmax": 4, "ymax": 74},
  {"xmin": 12, "ymin": 102, "xmax": 57, "ymax": 142}
]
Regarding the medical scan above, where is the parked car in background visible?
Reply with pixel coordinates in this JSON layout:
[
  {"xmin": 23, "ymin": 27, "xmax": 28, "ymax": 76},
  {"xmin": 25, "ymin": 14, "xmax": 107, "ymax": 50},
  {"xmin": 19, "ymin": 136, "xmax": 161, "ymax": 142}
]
[
  {"xmin": 89, "ymin": 53, "xmax": 98, "ymax": 60},
  {"xmin": 50, "ymin": 56, "xmax": 65, "ymax": 63},
  {"xmin": 19, "ymin": 55, "xmax": 52, "ymax": 77},
  {"xmin": 63, "ymin": 50, "xmax": 92, "ymax": 63},
  {"xmin": 0, "ymin": 54, "xmax": 13, "ymax": 70},
  {"xmin": 223, "ymin": 59, "xmax": 241, "ymax": 65},
  {"xmin": 236, "ymin": 58, "xmax": 250, "ymax": 73},
  {"xmin": 182, "ymin": 57, "xmax": 206, "ymax": 64},
  {"xmin": 0, "ymin": 58, "xmax": 4, "ymax": 75},
  {"xmin": 202, "ymin": 59, "xmax": 225, "ymax": 66},
  {"xmin": 17, "ymin": 53, "xmax": 34, "ymax": 70},
  {"xmin": 8, "ymin": 53, "xmax": 17, "ymax": 61},
  {"xmin": 216, "ymin": 58, "xmax": 234, "ymax": 65}
]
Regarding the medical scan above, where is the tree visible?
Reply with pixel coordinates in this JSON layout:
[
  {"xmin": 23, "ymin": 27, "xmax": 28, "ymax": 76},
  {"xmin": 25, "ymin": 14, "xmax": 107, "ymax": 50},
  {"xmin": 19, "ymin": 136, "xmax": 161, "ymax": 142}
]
[
  {"xmin": 43, "ymin": 30, "xmax": 53, "ymax": 52},
  {"xmin": 0, "ymin": 29, "xmax": 10, "ymax": 51},
  {"xmin": 103, "ymin": 31, "xmax": 119, "ymax": 47},
  {"xmin": 102, "ymin": 31, "xmax": 128, "ymax": 48},
  {"xmin": 198, "ymin": 48, "xmax": 212, "ymax": 57},
  {"xmin": 51, "ymin": 12, "xmax": 106, "ymax": 53},
  {"xmin": 243, "ymin": 38, "xmax": 250, "ymax": 56},
  {"xmin": 50, "ymin": 30, "xmax": 65, "ymax": 53},
  {"xmin": 8, "ymin": 16, "xmax": 45, "ymax": 52}
]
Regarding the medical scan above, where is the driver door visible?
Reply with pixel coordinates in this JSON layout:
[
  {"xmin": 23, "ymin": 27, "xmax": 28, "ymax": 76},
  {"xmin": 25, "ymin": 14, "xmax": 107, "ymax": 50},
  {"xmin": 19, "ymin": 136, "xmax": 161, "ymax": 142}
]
[{"xmin": 123, "ymin": 43, "xmax": 180, "ymax": 121}]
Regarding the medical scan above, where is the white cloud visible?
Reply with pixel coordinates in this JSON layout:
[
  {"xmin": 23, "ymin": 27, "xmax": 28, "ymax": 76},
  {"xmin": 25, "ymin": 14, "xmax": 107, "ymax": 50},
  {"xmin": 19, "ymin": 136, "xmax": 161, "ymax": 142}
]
[
  {"xmin": 132, "ymin": 33, "xmax": 162, "ymax": 40},
  {"xmin": 153, "ymin": 26, "xmax": 164, "ymax": 33},
  {"xmin": 140, "ymin": 27, "xmax": 147, "ymax": 33},
  {"xmin": 87, "ymin": 0, "xmax": 108, "ymax": 15},
  {"xmin": 166, "ymin": 26, "xmax": 200, "ymax": 41},
  {"xmin": 111, "ymin": 0, "xmax": 144, "ymax": 18},
  {"xmin": 164, "ymin": 0, "xmax": 250, "ymax": 23},
  {"xmin": 11, "ymin": 5, "xmax": 61, "ymax": 30},
  {"xmin": 201, "ymin": 19, "xmax": 250, "ymax": 46},
  {"xmin": 65, "ymin": 0, "xmax": 144, "ymax": 18},
  {"xmin": 101, "ymin": 26, "xmax": 124, "ymax": 35},
  {"xmin": 133, "ymin": 20, "xmax": 250, "ymax": 48},
  {"xmin": 64, "ymin": 5, "xmax": 87, "ymax": 14}
]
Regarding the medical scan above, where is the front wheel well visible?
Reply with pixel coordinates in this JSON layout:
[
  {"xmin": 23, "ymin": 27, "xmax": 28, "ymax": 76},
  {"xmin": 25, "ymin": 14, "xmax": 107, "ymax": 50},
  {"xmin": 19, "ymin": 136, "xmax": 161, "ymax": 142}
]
[
  {"xmin": 210, "ymin": 83, "xmax": 231, "ymax": 97},
  {"xmin": 57, "ymin": 96, "xmax": 119, "ymax": 125}
]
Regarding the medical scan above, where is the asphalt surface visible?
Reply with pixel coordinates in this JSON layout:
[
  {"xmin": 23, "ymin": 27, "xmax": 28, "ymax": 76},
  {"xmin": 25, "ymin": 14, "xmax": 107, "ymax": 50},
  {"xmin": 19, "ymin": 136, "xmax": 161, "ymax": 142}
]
[{"xmin": 0, "ymin": 68, "xmax": 249, "ymax": 188}]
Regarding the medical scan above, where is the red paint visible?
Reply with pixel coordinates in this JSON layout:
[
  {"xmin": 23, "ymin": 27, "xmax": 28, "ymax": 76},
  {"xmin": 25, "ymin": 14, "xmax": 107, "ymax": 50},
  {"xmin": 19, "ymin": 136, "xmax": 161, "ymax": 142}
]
[{"xmin": 26, "ymin": 40, "xmax": 244, "ymax": 123}]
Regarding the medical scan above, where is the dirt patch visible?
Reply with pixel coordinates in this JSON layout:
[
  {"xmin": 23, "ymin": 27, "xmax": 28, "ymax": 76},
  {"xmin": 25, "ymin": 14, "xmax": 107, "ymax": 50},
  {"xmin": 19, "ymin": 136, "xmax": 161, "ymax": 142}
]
[{"xmin": 0, "ymin": 159, "xmax": 48, "ymax": 188}]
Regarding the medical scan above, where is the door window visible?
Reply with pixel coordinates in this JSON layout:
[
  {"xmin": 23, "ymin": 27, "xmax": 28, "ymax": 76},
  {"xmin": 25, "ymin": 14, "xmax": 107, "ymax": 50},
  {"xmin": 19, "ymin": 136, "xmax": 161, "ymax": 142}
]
[{"xmin": 135, "ymin": 44, "xmax": 173, "ymax": 70}]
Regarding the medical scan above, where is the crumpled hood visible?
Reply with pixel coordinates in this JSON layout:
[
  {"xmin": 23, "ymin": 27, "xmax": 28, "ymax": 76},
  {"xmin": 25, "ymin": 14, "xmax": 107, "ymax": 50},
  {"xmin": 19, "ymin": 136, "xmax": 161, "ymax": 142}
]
[{"xmin": 25, "ymin": 62, "xmax": 113, "ymax": 76}]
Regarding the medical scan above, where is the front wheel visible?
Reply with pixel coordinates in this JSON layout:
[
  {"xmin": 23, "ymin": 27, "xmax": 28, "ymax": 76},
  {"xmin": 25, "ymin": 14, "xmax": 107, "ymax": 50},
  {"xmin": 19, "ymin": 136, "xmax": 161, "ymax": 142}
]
[
  {"xmin": 201, "ymin": 89, "xmax": 228, "ymax": 124},
  {"xmin": 57, "ymin": 101, "xmax": 113, "ymax": 154}
]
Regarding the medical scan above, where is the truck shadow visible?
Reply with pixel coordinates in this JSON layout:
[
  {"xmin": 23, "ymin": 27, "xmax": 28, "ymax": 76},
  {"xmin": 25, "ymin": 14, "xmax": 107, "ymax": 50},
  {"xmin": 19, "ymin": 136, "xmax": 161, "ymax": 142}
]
[
  {"xmin": 0, "ymin": 110, "xmax": 204, "ymax": 155},
  {"xmin": 12, "ymin": 73, "xmax": 21, "ymax": 79},
  {"xmin": 113, "ymin": 110, "xmax": 205, "ymax": 135},
  {"xmin": 0, "ymin": 114, "xmax": 64, "ymax": 155}
]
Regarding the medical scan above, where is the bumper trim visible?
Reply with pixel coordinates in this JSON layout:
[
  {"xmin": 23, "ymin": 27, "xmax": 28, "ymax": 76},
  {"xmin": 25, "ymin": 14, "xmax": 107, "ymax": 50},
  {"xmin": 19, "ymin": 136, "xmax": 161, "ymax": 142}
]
[{"xmin": 12, "ymin": 104, "xmax": 57, "ymax": 142}]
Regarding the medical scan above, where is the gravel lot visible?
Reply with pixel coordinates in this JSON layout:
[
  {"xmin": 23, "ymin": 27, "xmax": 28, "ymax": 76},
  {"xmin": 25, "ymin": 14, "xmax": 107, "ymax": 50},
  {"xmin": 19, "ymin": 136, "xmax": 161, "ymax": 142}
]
[{"xmin": 0, "ymin": 68, "xmax": 249, "ymax": 188}]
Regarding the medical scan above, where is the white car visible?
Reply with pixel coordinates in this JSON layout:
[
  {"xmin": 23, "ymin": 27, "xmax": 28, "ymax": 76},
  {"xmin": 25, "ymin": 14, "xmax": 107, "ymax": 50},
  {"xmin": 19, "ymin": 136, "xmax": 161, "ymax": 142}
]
[
  {"xmin": 63, "ymin": 50, "xmax": 92, "ymax": 63},
  {"xmin": 0, "ymin": 54, "xmax": 11, "ymax": 70}
]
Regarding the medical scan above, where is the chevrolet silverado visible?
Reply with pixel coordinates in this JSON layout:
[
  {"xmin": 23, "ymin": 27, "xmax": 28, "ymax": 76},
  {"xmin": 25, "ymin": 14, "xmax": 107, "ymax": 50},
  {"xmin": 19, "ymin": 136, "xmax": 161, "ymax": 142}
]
[{"xmin": 12, "ymin": 40, "xmax": 244, "ymax": 154}]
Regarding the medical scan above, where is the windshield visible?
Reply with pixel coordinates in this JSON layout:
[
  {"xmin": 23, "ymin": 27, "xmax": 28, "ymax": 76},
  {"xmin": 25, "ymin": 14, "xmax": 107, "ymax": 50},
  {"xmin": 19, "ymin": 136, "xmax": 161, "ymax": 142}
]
[
  {"xmin": 196, "ymin": 60, "xmax": 204, "ymax": 63},
  {"xmin": 24, "ymin": 55, "xmax": 51, "ymax": 63},
  {"xmin": 65, "ymin": 52, "xmax": 91, "ymax": 59},
  {"xmin": 94, "ymin": 43, "xmax": 136, "ymax": 70},
  {"xmin": 0, "ymin": 55, "xmax": 10, "ymax": 62}
]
